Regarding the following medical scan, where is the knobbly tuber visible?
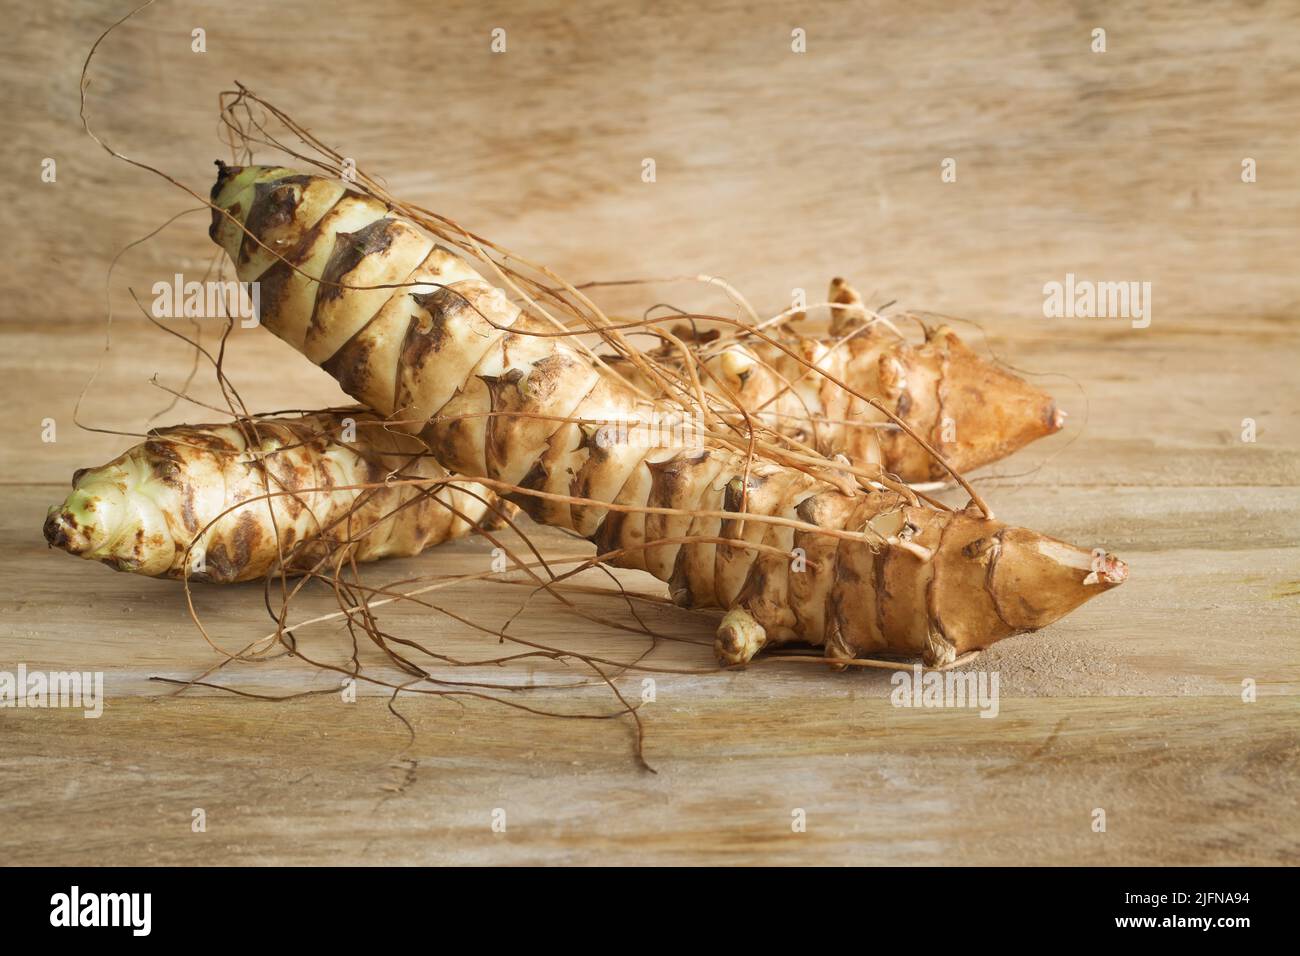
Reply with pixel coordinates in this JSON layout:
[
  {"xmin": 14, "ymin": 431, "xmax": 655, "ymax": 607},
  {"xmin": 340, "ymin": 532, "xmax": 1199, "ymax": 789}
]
[
  {"xmin": 615, "ymin": 277, "xmax": 1066, "ymax": 482},
  {"xmin": 44, "ymin": 410, "xmax": 504, "ymax": 583},
  {"xmin": 206, "ymin": 164, "xmax": 1126, "ymax": 666}
]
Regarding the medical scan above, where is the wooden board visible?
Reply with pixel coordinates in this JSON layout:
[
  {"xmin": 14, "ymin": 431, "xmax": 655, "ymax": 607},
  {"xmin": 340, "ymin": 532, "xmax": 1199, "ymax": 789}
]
[{"xmin": 1, "ymin": 0, "xmax": 1298, "ymax": 865}]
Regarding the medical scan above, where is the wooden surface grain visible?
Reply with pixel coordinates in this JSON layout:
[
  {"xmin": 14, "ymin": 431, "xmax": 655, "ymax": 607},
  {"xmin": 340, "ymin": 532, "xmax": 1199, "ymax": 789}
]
[{"xmin": 1, "ymin": 0, "xmax": 1298, "ymax": 865}]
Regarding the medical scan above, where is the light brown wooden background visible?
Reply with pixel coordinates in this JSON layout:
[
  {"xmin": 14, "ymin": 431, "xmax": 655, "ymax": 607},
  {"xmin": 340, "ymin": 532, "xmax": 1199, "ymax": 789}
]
[{"xmin": 0, "ymin": 0, "xmax": 1296, "ymax": 865}]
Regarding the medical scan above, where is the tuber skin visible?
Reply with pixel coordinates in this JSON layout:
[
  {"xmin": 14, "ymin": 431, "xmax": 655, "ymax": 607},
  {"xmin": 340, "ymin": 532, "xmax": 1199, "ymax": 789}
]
[
  {"xmin": 713, "ymin": 279, "xmax": 1065, "ymax": 481},
  {"xmin": 208, "ymin": 165, "xmax": 1126, "ymax": 666},
  {"xmin": 614, "ymin": 277, "xmax": 1066, "ymax": 483},
  {"xmin": 44, "ymin": 410, "xmax": 505, "ymax": 583}
]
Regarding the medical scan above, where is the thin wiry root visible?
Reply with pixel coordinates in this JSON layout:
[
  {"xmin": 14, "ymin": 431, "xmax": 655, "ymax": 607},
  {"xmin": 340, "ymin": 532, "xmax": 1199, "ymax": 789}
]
[{"xmin": 72, "ymin": 16, "xmax": 1116, "ymax": 772}]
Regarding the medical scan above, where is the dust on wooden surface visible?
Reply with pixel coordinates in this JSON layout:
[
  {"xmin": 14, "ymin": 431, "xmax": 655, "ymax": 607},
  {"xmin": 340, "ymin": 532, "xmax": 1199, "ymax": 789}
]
[{"xmin": 1, "ymin": 0, "xmax": 1298, "ymax": 864}]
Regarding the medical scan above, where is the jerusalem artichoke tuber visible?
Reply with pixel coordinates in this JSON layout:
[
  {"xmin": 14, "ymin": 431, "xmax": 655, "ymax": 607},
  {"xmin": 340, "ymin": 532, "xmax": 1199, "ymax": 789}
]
[
  {"xmin": 207, "ymin": 164, "xmax": 1126, "ymax": 666},
  {"xmin": 615, "ymin": 277, "xmax": 1066, "ymax": 482},
  {"xmin": 44, "ymin": 409, "xmax": 505, "ymax": 583}
]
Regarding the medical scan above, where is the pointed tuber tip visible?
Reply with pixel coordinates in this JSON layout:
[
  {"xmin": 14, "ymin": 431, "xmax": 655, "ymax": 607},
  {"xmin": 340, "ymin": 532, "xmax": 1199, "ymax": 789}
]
[
  {"xmin": 930, "ymin": 513, "xmax": 1128, "ymax": 656},
  {"xmin": 988, "ymin": 529, "xmax": 1127, "ymax": 633},
  {"xmin": 916, "ymin": 328, "xmax": 1067, "ymax": 476}
]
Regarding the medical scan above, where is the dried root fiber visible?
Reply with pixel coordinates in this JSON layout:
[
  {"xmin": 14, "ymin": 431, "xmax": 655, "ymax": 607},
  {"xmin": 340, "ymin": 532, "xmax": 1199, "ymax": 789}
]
[
  {"xmin": 205, "ymin": 164, "xmax": 1126, "ymax": 667},
  {"xmin": 618, "ymin": 277, "xmax": 1066, "ymax": 482}
]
